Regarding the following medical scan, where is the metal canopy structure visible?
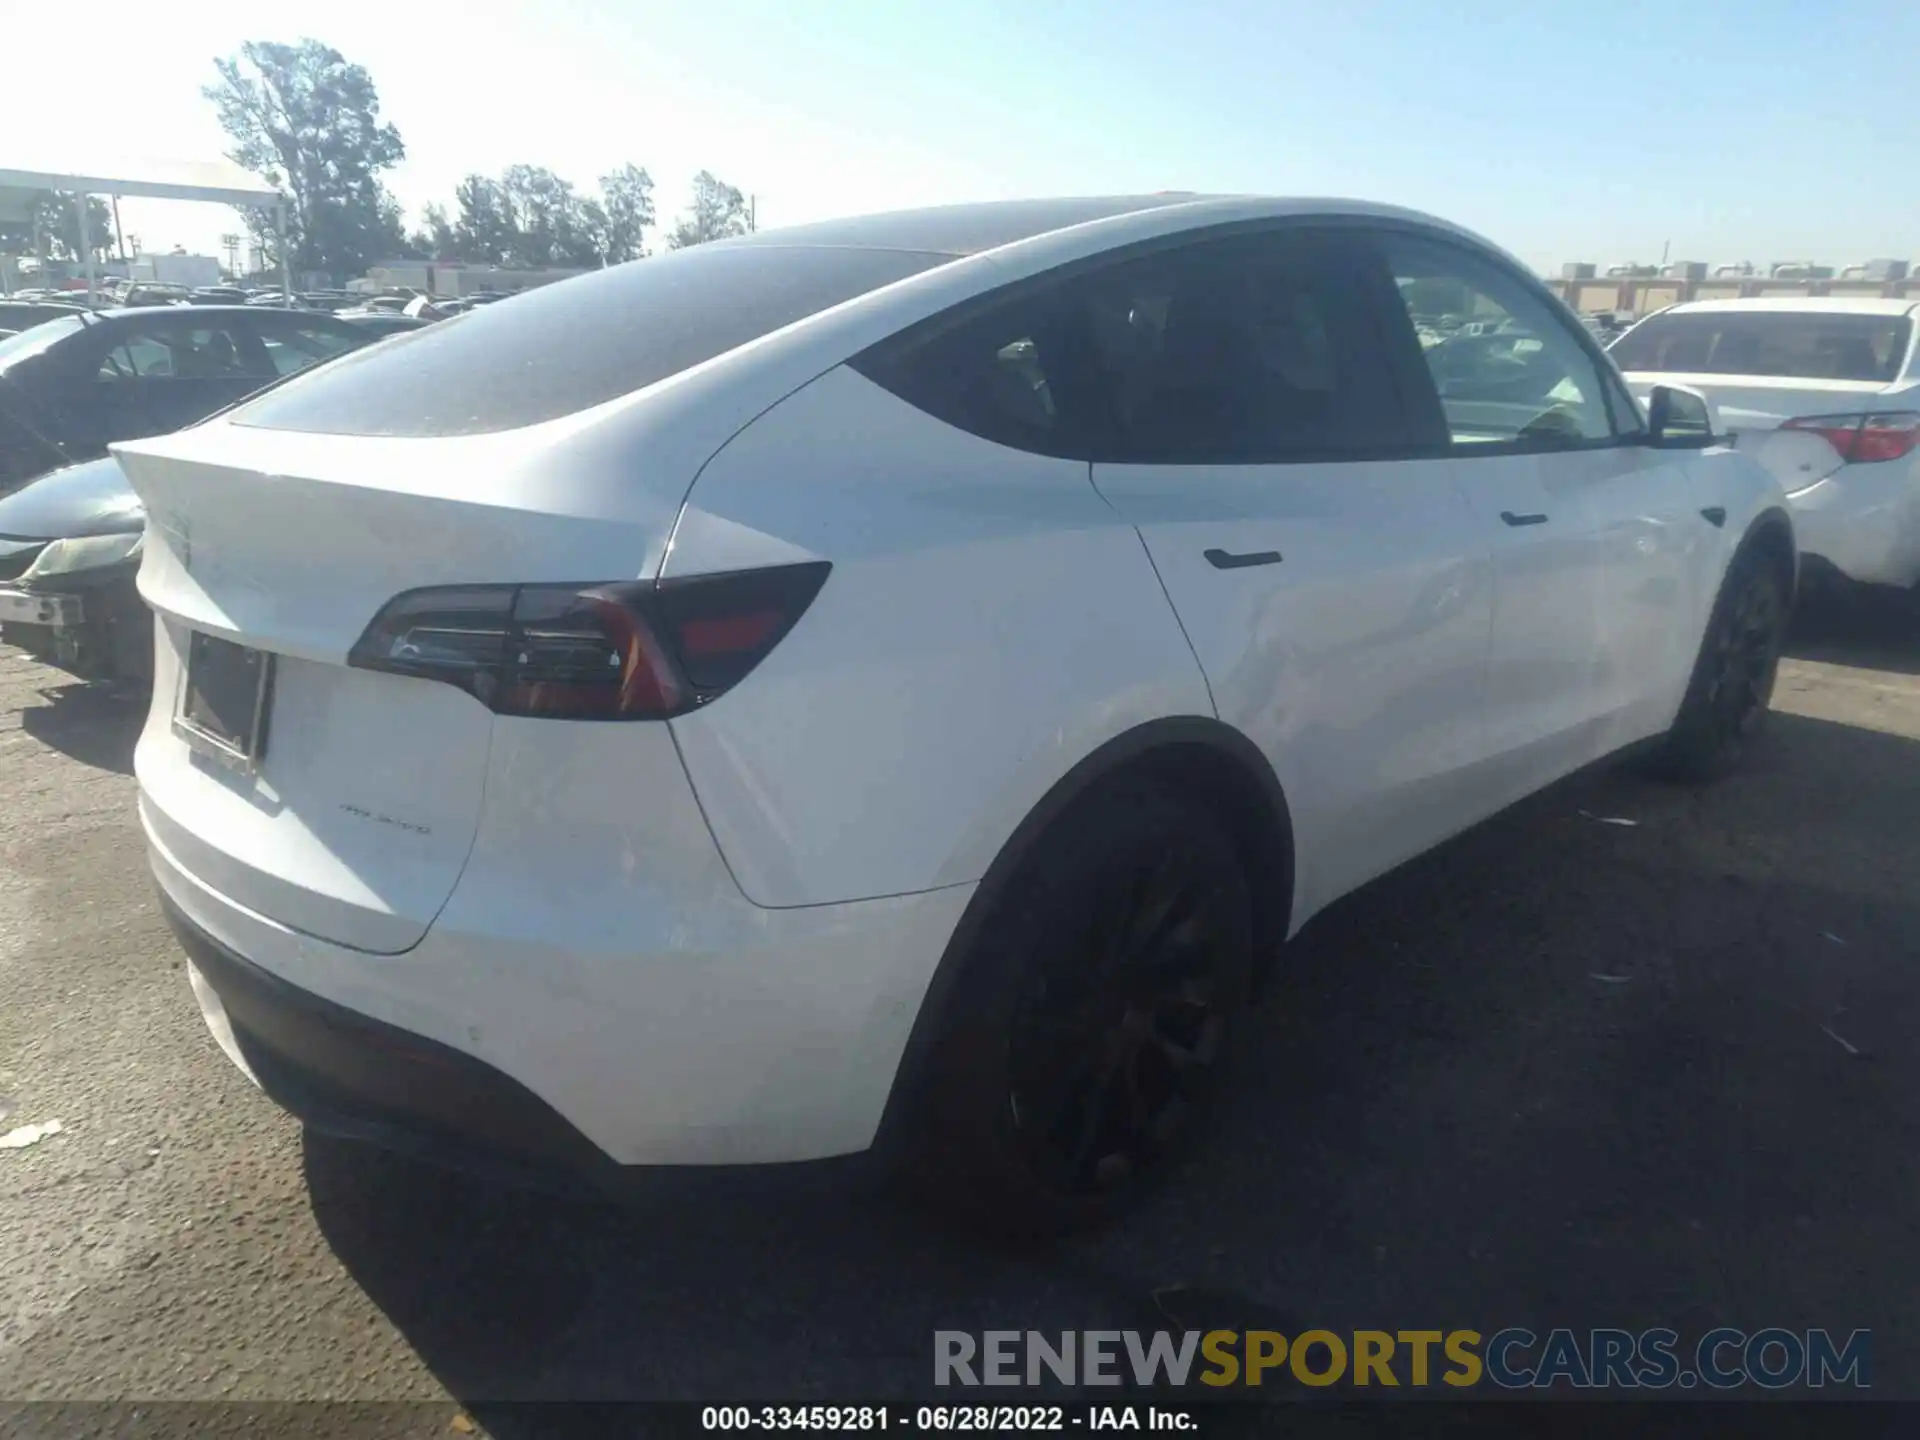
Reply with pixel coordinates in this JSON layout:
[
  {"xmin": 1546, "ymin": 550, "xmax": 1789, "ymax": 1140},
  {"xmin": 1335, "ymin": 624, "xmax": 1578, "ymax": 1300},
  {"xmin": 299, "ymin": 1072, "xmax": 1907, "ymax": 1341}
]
[{"xmin": 0, "ymin": 156, "xmax": 289, "ymax": 302}]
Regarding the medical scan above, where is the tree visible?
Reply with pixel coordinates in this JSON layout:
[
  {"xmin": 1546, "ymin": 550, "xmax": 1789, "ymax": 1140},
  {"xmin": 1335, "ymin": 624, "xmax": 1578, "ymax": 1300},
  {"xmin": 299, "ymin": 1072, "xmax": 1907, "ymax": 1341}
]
[
  {"xmin": 668, "ymin": 171, "xmax": 749, "ymax": 249},
  {"xmin": 451, "ymin": 174, "xmax": 513, "ymax": 265},
  {"xmin": 406, "ymin": 202, "xmax": 457, "ymax": 259},
  {"xmin": 497, "ymin": 164, "xmax": 600, "ymax": 268},
  {"xmin": 445, "ymin": 163, "xmax": 653, "ymax": 268},
  {"xmin": 204, "ymin": 38, "xmax": 407, "ymax": 279},
  {"xmin": 0, "ymin": 192, "xmax": 115, "ymax": 263},
  {"xmin": 593, "ymin": 164, "xmax": 655, "ymax": 264}
]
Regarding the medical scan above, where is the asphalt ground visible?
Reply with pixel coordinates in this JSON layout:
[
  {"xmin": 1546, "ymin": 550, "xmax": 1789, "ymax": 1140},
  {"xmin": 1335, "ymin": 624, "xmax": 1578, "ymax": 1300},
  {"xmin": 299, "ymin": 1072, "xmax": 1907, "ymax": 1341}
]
[{"xmin": 2, "ymin": 598, "xmax": 1917, "ymax": 1430}]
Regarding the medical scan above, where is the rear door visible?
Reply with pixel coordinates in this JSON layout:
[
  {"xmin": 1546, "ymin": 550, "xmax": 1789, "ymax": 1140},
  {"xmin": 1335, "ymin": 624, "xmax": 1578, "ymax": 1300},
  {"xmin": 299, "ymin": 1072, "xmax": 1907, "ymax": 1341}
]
[{"xmin": 1081, "ymin": 226, "xmax": 1495, "ymax": 915}]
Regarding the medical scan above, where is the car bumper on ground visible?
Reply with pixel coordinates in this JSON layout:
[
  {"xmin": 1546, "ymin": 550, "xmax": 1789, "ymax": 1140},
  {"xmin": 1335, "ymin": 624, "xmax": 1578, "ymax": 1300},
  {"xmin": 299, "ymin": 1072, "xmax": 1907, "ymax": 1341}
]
[
  {"xmin": 0, "ymin": 584, "xmax": 83, "ymax": 628},
  {"xmin": 144, "ymin": 795, "xmax": 975, "ymax": 1182},
  {"xmin": 1785, "ymin": 463, "xmax": 1920, "ymax": 590},
  {"xmin": 0, "ymin": 568, "xmax": 150, "ymax": 682}
]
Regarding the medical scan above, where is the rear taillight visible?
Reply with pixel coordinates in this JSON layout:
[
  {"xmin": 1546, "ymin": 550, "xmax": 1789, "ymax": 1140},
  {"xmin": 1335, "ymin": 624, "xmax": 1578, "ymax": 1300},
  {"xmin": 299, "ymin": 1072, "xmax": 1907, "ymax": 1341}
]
[
  {"xmin": 348, "ymin": 562, "xmax": 831, "ymax": 720},
  {"xmin": 1781, "ymin": 411, "xmax": 1920, "ymax": 464}
]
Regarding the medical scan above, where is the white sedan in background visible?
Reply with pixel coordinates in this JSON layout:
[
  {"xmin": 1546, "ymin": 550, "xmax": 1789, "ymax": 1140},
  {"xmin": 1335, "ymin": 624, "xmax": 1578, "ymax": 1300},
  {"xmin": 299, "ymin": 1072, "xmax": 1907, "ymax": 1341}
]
[
  {"xmin": 117, "ymin": 195, "xmax": 1793, "ymax": 1234},
  {"xmin": 1612, "ymin": 297, "xmax": 1920, "ymax": 594}
]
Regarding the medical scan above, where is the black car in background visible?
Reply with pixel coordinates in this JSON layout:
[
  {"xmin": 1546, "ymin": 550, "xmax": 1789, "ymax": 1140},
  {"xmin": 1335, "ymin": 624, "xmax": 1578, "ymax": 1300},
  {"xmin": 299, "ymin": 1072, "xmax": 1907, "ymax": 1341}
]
[
  {"xmin": 0, "ymin": 456, "xmax": 153, "ymax": 681},
  {"xmin": 0, "ymin": 300, "xmax": 88, "ymax": 340},
  {"xmin": 0, "ymin": 307, "xmax": 377, "ymax": 682},
  {"xmin": 0, "ymin": 305, "xmax": 369, "ymax": 490}
]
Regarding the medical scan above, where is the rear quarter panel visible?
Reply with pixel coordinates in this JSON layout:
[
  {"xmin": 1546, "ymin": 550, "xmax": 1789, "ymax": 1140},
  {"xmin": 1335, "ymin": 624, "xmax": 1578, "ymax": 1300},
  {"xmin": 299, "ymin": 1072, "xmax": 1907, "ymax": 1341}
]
[{"xmin": 663, "ymin": 364, "xmax": 1215, "ymax": 909}]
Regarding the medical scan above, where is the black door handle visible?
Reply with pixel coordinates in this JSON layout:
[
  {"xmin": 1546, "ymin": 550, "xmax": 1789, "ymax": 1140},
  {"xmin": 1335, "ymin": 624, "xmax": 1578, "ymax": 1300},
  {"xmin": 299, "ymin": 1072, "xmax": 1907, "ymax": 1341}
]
[
  {"xmin": 1700, "ymin": 506, "xmax": 1727, "ymax": 528},
  {"xmin": 1204, "ymin": 548, "xmax": 1283, "ymax": 570},
  {"xmin": 1500, "ymin": 511, "xmax": 1549, "ymax": 527}
]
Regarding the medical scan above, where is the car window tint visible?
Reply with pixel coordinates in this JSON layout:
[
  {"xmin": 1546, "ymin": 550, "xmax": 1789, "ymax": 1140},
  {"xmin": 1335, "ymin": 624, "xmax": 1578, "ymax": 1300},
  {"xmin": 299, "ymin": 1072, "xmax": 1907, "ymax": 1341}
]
[
  {"xmin": 232, "ymin": 244, "xmax": 955, "ymax": 437},
  {"xmin": 98, "ymin": 334, "xmax": 176, "ymax": 379},
  {"xmin": 852, "ymin": 229, "xmax": 1408, "ymax": 463},
  {"xmin": 258, "ymin": 322, "xmax": 361, "ymax": 377},
  {"xmin": 1073, "ymin": 233, "xmax": 1399, "ymax": 462},
  {"xmin": 1380, "ymin": 236, "xmax": 1614, "ymax": 447},
  {"xmin": 847, "ymin": 290, "xmax": 1072, "ymax": 454},
  {"xmin": 98, "ymin": 324, "xmax": 267, "ymax": 382},
  {"xmin": 1609, "ymin": 311, "xmax": 1912, "ymax": 383}
]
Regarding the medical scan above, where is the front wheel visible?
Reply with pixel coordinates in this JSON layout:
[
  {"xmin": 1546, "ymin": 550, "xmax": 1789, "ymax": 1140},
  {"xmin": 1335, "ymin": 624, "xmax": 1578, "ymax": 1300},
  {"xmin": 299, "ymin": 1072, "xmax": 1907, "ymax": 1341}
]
[
  {"xmin": 1648, "ymin": 548, "xmax": 1789, "ymax": 782},
  {"xmin": 908, "ymin": 781, "xmax": 1253, "ymax": 1236}
]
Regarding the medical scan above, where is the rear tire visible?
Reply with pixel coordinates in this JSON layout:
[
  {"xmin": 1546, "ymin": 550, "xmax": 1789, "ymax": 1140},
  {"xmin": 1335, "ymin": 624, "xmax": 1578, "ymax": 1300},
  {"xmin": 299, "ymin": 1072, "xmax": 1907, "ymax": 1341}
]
[
  {"xmin": 1647, "ymin": 547, "xmax": 1789, "ymax": 783},
  {"xmin": 907, "ymin": 781, "xmax": 1253, "ymax": 1237}
]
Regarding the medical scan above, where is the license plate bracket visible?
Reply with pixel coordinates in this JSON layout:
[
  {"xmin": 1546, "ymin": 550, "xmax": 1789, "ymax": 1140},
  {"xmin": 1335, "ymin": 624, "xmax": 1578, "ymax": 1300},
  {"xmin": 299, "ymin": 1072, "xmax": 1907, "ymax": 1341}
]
[{"xmin": 174, "ymin": 632, "xmax": 275, "ymax": 774}]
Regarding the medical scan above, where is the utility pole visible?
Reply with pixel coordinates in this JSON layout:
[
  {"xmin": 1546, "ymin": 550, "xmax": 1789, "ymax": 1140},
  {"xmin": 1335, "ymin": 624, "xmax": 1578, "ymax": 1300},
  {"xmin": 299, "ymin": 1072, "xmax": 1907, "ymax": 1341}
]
[
  {"xmin": 749, "ymin": 194, "xmax": 757, "ymax": 233},
  {"xmin": 1660, "ymin": 238, "xmax": 1670, "ymax": 267}
]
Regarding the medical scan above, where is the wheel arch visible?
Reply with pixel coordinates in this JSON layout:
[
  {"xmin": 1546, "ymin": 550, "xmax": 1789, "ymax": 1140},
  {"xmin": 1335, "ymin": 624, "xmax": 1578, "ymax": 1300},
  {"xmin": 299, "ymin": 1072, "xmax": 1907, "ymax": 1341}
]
[{"xmin": 868, "ymin": 716, "xmax": 1295, "ymax": 1163}]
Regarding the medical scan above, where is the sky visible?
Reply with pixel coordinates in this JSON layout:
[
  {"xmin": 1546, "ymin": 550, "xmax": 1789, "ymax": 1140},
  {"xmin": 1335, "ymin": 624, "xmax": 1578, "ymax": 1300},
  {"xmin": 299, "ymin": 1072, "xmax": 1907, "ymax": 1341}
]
[{"xmin": 2, "ymin": 0, "xmax": 1914, "ymax": 276}]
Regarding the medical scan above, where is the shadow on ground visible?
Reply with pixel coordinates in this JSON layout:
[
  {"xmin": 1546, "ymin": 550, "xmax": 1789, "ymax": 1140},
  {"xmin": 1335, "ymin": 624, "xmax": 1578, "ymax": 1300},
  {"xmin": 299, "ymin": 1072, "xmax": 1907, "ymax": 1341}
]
[
  {"xmin": 304, "ymin": 704, "xmax": 1920, "ymax": 1420},
  {"xmin": 1787, "ymin": 587, "xmax": 1918, "ymax": 676},
  {"xmin": 16, "ymin": 679, "xmax": 144, "ymax": 774}
]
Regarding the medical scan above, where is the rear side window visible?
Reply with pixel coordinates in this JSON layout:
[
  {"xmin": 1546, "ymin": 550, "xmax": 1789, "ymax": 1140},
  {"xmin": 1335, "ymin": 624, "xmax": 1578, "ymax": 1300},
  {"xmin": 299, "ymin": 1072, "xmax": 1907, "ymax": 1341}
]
[
  {"xmin": 1610, "ymin": 311, "xmax": 1912, "ymax": 383},
  {"xmin": 95, "ymin": 322, "xmax": 272, "ymax": 382},
  {"xmin": 854, "ymin": 229, "xmax": 1413, "ymax": 464},
  {"xmin": 232, "ymin": 244, "xmax": 954, "ymax": 437}
]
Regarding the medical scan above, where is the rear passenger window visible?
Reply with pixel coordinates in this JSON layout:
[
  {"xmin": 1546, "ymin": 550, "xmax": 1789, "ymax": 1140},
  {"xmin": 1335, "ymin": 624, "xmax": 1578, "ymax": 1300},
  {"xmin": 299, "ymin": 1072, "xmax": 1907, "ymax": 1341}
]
[
  {"xmin": 1072, "ymin": 233, "xmax": 1400, "ymax": 463},
  {"xmin": 854, "ymin": 230, "xmax": 1412, "ymax": 464},
  {"xmin": 97, "ymin": 324, "xmax": 267, "ymax": 382},
  {"xmin": 1379, "ymin": 235, "xmax": 1617, "ymax": 448}
]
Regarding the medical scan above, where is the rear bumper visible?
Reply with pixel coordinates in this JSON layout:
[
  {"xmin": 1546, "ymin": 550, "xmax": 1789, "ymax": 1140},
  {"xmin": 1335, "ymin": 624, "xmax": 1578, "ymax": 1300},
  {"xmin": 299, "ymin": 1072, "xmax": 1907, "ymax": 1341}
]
[
  {"xmin": 145, "ymin": 795, "xmax": 974, "ymax": 1172},
  {"xmin": 163, "ymin": 892, "xmax": 626, "ymax": 1193},
  {"xmin": 1785, "ymin": 461, "xmax": 1920, "ymax": 589}
]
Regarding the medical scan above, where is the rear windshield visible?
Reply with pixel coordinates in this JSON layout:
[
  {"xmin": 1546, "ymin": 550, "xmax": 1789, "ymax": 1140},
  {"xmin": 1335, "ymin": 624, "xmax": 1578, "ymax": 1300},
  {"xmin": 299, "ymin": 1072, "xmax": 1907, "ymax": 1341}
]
[
  {"xmin": 1610, "ymin": 310, "xmax": 1912, "ymax": 383},
  {"xmin": 231, "ymin": 244, "xmax": 954, "ymax": 437},
  {"xmin": 0, "ymin": 314, "xmax": 84, "ymax": 369}
]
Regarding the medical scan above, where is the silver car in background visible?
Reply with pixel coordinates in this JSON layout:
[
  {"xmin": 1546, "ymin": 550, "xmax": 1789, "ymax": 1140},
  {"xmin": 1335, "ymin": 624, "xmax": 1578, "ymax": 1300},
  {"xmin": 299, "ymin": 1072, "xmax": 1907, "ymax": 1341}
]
[{"xmin": 1612, "ymin": 298, "xmax": 1920, "ymax": 595}]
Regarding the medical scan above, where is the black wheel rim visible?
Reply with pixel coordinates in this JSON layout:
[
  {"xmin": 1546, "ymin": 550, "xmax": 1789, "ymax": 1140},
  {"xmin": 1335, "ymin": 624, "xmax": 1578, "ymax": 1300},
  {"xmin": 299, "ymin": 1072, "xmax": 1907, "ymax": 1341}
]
[
  {"xmin": 1705, "ymin": 571, "xmax": 1784, "ymax": 738},
  {"xmin": 1005, "ymin": 847, "xmax": 1235, "ymax": 1196}
]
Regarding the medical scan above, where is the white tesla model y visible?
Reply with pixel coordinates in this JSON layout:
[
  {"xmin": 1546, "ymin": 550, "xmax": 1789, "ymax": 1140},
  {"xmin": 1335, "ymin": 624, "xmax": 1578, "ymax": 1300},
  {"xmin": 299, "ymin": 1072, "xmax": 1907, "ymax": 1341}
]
[{"xmin": 118, "ymin": 196, "xmax": 1793, "ymax": 1232}]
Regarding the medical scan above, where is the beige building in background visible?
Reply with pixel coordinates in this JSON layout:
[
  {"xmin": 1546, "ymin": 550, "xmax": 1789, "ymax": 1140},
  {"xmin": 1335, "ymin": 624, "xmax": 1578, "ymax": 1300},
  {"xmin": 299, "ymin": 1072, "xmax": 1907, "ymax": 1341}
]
[{"xmin": 1549, "ymin": 266, "xmax": 1920, "ymax": 318}]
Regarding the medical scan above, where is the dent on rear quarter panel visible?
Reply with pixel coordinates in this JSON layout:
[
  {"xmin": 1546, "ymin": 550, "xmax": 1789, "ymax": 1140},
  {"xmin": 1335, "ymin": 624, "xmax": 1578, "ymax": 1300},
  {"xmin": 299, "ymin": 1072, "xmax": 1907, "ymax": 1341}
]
[{"xmin": 662, "ymin": 365, "xmax": 1215, "ymax": 910}]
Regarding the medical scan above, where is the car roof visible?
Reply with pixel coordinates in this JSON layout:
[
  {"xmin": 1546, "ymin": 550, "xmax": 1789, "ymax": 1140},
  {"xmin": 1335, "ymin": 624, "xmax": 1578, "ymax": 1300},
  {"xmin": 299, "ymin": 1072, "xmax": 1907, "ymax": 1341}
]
[
  {"xmin": 1660, "ymin": 296, "xmax": 1920, "ymax": 318},
  {"xmin": 715, "ymin": 194, "xmax": 1223, "ymax": 256},
  {"xmin": 706, "ymin": 192, "xmax": 1493, "ymax": 259},
  {"xmin": 80, "ymin": 304, "xmax": 352, "ymax": 324}
]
